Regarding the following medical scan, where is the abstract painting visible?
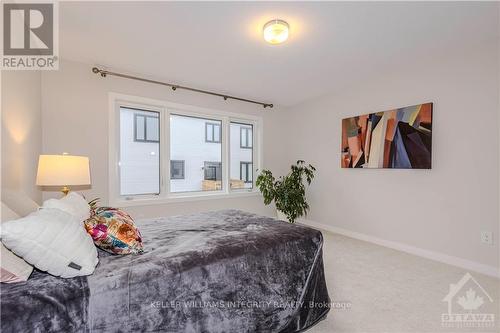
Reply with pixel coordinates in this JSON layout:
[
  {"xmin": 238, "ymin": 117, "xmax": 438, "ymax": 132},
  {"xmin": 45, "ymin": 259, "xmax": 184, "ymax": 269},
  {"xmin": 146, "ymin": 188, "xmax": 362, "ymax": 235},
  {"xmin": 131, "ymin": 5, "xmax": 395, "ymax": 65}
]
[{"xmin": 341, "ymin": 103, "xmax": 432, "ymax": 169}]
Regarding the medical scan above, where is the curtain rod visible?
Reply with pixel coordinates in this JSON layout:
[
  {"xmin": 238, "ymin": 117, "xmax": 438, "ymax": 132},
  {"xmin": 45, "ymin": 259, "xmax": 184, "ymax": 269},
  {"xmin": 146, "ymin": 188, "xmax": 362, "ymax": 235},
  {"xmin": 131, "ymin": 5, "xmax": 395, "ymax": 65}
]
[{"xmin": 92, "ymin": 67, "xmax": 273, "ymax": 109}]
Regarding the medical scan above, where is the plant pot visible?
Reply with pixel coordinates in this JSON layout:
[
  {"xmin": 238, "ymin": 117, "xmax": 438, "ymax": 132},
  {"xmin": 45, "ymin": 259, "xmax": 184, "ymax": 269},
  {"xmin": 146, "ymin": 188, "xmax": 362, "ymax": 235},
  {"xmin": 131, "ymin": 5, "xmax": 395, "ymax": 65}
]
[{"xmin": 276, "ymin": 210, "xmax": 289, "ymax": 222}]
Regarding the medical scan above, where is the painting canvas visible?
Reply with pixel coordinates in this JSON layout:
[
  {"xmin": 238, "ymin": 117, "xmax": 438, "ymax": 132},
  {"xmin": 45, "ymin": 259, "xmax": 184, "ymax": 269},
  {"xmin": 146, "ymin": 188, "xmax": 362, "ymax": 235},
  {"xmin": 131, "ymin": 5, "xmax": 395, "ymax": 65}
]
[{"xmin": 341, "ymin": 103, "xmax": 432, "ymax": 169}]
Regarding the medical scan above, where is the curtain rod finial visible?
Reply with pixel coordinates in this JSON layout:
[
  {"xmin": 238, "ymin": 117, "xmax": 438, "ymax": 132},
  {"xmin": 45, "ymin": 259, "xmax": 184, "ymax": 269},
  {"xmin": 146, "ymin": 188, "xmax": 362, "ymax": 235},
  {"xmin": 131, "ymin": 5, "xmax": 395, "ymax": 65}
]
[{"xmin": 92, "ymin": 67, "xmax": 107, "ymax": 77}]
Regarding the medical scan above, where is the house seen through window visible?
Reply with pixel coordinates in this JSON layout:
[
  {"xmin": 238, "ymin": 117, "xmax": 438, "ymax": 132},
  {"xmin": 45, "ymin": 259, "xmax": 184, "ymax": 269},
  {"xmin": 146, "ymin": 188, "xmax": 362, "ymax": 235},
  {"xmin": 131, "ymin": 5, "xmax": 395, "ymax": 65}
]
[
  {"xmin": 230, "ymin": 122, "xmax": 253, "ymax": 189},
  {"xmin": 240, "ymin": 126, "xmax": 252, "ymax": 148},
  {"xmin": 204, "ymin": 161, "xmax": 222, "ymax": 181},
  {"xmin": 170, "ymin": 115, "xmax": 222, "ymax": 192},
  {"xmin": 116, "ymin": 101, "xmax": 258, "ymax": 199},
  {"xmin": 240, "ymin": 162, "xmax": 252, "ymax": 183},
  {"xmin": 119, "ymin": 107, "xmax": 160, "ymax": 196},
  {"xmin": 170, "ymin": 160, "xmax": 185, "ymax": 179},
  {"xmin": 205, "ymin": 122, "xmax": 221, "ymax": 143},
  {"xmin": 134, "ymin": 113, "xmax": 159, "ymax": 142}
]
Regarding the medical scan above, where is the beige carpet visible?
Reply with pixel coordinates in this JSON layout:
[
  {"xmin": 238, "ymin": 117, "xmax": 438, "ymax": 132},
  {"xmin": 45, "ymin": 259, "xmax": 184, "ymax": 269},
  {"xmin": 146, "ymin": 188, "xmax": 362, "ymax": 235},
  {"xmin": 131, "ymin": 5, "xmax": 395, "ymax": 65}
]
[{"xmin": 307, "ymin": 231, "xmax": 499, "ymax": 333}]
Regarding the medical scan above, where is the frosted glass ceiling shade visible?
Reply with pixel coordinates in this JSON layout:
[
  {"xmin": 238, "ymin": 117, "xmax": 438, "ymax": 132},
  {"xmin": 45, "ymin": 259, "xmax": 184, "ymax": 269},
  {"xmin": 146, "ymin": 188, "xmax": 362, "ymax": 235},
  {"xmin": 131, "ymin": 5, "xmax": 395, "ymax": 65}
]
[
  {"xmin": 263, "ymin": 19, "xmax": 289, "ymax": 44},
  {"xmin": 36, "ymin": 155, "xmax": 91, "ymax": 186}
]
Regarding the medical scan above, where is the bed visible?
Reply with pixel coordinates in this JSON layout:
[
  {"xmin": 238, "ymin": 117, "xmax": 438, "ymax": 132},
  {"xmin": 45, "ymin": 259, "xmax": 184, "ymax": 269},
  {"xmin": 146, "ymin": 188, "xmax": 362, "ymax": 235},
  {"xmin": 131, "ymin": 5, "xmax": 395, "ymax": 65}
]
[{"xmin": 1, "ymin": 209, "xmax": 330, "ymax": 332}]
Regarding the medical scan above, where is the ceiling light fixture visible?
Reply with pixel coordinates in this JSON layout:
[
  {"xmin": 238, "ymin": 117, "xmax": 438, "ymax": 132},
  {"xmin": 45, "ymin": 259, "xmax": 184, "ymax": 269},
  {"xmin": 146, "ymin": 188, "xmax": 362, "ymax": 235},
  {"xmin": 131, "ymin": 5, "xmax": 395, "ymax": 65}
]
[{"xmin": 263, "ymin": 19, "xmax": 289, "ymax": 45}]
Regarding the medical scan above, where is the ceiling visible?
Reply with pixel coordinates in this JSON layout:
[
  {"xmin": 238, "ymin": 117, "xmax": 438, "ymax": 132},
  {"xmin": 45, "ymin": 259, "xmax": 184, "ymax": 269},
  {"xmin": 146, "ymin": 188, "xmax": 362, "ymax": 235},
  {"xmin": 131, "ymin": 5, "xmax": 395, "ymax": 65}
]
[{"xmin": 59, "ymin": 2, "xmax": 498, "ymax": 107}]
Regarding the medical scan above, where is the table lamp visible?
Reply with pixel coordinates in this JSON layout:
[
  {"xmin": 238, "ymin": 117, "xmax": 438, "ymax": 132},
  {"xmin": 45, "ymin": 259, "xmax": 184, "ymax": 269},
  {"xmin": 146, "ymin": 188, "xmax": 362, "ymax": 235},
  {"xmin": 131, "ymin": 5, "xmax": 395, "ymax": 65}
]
[{"xmin": 36, "ymin": 154, "xmax": 91, "ymax": 195}]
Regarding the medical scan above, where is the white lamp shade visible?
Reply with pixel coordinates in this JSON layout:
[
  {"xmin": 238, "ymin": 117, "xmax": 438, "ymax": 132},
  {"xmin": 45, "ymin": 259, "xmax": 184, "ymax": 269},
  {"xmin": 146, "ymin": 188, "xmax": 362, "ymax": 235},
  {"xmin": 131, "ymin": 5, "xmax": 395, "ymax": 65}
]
[{"xmin": 36, "ymin": 155, "xmax": 91, "ymax": 186}]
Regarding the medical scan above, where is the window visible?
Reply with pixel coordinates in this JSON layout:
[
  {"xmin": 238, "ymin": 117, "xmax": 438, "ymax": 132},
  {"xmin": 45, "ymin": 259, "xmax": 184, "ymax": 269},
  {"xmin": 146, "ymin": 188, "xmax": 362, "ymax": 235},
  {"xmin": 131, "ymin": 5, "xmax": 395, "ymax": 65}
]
[
  {"xmin": 230, "ymin": 122, "xmax": 253, "ymax": 189},
  {"xmin": 111, "ymin": 94, "xmax": 261, "ymax": 205},
  {"xmin": 170, "ymin": 114, "xmax": 222, "ymax": 193},
  {"xmin": 205, "ymin": 122, "xmax": 221, "ymax": 143},
  {"xmin": 134, "ymin": 113, "xmax": 159, "ymax": 142},
  {"xmin": 204, "ymin": 161, "xmax": 222, "ymax": 181},
  {"xmin": 240, "ymin": 162, "xmax": 252, "ymax": 183},
  {"xmin": 170, "ymin": 160, "xmax": 185, "ymax": 179},
  {"xmin": 240, "ymin": 126, "xmax": 252, "ymax": 148},
  {"xmin": 119, "ymin": 107, "xmax": 160, "ymax": 196}
]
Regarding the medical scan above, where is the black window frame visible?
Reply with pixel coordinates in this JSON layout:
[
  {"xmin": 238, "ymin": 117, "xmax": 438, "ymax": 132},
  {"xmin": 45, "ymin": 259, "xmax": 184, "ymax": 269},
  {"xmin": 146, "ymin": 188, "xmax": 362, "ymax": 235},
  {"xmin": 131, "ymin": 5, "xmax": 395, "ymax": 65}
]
[
  {"xmin": 134, "ymin": 113, "xmax": 160, "ymax": 143},
  {"xmin": 240, "ymin": 162, "xmax": 252, "ymax": 183},
  {"xmin": 205, "ymin": 122, "xmax": 221, "ymax": 143},
  {"xmin": 204, "ymin": 161, "xmax": 222, "ymax": 181},
  {"xmin": 240, "ymin": 126, "xmax": 252, "ymax": 149},
  {"xmin": 170, "ymin": 160, "xmax": 185, "ymax": 180}
]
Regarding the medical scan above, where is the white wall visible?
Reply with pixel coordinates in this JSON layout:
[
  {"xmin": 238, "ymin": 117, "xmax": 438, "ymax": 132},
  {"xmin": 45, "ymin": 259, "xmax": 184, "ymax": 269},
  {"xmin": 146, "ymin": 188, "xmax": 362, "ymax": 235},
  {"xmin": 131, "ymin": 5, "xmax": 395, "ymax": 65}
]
[
  {"xmin": 1, "ymin": 71, "xmax": 42, "ymax": 206},
  {"xmin": 35, "ymin": 7, "xmax": 500, "ymax": 276},
  {"xmin": 498, "ymin": 3, "xmax": 500, "ymax": 275},
  {"xmin": 284, "ymin": 35, "xmax": 500, "ymax": 270},
  {"xmin": 41, "ymin": 59, "xmax": 286, "ymax": 219}
]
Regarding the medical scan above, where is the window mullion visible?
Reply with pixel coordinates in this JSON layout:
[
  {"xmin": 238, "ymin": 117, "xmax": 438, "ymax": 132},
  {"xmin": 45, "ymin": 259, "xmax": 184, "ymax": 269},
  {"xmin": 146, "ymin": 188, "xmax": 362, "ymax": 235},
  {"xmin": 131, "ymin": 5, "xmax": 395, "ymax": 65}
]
[
  {"xmin": 254, "ymin": 121, "xmax": 259, "ymax": 187},
  {"xmin": 161, "ymin": 108, "xmax": 169, "ymax": 198},
  {"xmin": 222, "ymin": 117, "xmax": 229, "ymax": 194}
]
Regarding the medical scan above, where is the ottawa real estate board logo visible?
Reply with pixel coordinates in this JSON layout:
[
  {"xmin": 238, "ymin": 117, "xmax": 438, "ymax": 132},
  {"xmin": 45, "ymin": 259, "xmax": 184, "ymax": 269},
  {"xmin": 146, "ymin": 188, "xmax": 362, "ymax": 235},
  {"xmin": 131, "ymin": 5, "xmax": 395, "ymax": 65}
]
[
  {"xmin": 1, "ymin": 1, "xmax": 58, "ymax": 70},
  {"xmin": 442, "ymin": 272, "xmax": 495, "ymax": 329}
]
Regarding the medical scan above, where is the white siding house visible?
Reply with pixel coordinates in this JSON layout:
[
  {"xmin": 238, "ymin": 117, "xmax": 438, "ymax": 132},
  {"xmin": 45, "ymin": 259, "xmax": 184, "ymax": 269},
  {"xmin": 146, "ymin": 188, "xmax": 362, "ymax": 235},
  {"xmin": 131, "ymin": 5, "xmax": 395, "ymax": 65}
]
[
  {"xmin": 229, "ymin": 123, "xmax": 253, "ymax": 188},
  {"xmin": 119, "ymin": 108, "xmax": 160, "ymax": 195},
  {"xmin": 169, "ymin": 115, "xmax": 222, "ymax": 192},
  {"xmin": 119, "ymin": 107, "xmax": 253, "ymax": 195}
]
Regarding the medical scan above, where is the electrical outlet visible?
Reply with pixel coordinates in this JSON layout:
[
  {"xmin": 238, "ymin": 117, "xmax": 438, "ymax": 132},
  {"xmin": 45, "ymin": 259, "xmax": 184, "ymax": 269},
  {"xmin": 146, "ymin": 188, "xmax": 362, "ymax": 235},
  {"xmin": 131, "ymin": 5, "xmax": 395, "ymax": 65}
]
[{"xmin": 480, "ymin": 231, "xmax": 493, "ymax": 245}]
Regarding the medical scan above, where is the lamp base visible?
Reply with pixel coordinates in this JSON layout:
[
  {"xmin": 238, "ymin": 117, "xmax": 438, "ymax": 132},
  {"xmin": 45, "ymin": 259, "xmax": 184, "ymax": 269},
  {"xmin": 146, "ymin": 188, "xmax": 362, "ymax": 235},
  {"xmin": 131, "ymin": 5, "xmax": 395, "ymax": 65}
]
[{"xmin": 61, "ymin": 186, "xmax": 70, "ymax": 196}]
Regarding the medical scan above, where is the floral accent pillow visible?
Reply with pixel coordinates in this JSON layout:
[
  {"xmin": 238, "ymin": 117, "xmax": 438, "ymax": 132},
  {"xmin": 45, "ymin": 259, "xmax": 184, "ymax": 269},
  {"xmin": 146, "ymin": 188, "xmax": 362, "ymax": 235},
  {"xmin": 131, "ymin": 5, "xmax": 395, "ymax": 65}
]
[{"xmin": 84, "ymin": 207, "xmax": 143, "ymax": 255}]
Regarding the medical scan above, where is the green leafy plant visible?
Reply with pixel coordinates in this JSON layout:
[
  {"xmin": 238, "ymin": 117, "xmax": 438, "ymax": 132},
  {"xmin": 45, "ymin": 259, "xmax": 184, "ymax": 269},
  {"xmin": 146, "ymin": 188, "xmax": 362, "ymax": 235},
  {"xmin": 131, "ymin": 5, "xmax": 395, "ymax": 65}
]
[{"xmin": 256, "ymin": 160, "xmax": 316, "ymax": 223}]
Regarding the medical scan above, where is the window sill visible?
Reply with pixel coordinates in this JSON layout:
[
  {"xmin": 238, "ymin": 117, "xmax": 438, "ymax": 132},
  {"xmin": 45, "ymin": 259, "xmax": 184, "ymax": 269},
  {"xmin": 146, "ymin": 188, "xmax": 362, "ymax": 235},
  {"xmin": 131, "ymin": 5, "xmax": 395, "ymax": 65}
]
[{"xmin": 110, "ymin": 190, "xmax": 262, "ymax": 208}]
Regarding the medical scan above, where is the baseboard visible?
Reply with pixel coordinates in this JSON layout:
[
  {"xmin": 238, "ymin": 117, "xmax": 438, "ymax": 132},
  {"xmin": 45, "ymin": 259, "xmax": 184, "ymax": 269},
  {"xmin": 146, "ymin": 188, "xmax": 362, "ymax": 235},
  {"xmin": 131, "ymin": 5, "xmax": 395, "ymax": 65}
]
[{"xmin": 298, "ymin": 218, "xmax": 500, "ymax": 279}]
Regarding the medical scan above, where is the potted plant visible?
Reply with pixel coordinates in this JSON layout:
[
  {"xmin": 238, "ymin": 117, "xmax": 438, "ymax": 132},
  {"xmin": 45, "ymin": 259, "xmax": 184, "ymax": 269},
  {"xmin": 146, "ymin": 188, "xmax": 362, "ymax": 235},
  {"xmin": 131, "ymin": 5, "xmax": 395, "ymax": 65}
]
[{"xmin": 256, "ymin": 160, "xmax": 316, "ymax": 223}]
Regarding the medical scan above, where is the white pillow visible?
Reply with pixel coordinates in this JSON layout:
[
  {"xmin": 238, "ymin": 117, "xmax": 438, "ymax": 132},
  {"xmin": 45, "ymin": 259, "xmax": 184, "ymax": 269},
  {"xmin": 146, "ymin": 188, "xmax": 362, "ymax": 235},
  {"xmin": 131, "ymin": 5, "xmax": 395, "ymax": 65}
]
[
  {"xmin": 42, "ymin": 192, "xmax": 90, "ymax": 222},
  {"xmin": 0, "ymin": 208, "xmax": 98, "ymax": 278},
  {"xmin": 1, "ymin": 202, "xmax": 33, "ymax": 283}
]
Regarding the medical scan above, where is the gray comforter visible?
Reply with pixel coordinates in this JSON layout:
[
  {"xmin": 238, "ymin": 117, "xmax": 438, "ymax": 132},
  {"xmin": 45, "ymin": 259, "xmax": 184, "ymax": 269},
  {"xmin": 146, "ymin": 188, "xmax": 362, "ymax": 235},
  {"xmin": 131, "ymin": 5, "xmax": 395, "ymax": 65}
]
[{"xmin": 1, "ymin": 210, "xmax": 330, "ymax": 332}]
